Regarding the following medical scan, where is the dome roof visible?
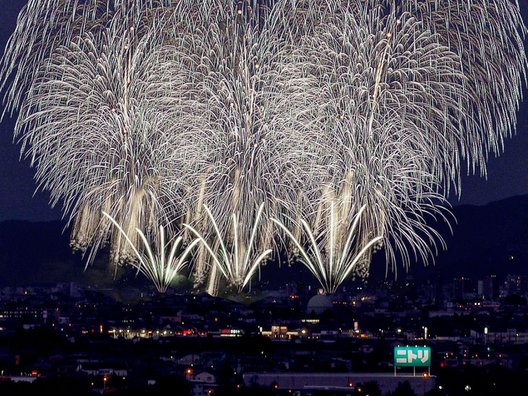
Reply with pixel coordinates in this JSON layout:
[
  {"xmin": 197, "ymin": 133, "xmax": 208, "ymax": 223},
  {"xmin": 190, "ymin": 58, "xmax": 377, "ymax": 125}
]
[{"xmin": 307, "ymin": 294, "xmax": 332, "ymax": 314}]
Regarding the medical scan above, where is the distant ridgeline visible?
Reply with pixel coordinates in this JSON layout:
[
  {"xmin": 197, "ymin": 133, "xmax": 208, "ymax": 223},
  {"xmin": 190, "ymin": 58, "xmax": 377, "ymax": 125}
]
[
  {"xmin": 1, "ymin": 194, "xmax": 528, "ymax": 287},
  {"xmin": 0, "ymin": 220, "xmax": 108, "ymax": 287}
]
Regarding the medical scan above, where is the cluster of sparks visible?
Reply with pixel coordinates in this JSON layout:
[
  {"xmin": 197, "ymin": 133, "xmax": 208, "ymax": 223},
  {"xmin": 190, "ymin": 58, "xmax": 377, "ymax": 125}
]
[{"xmin": 0, "ymin": 0, "xmax": 526, "ymax": 294}]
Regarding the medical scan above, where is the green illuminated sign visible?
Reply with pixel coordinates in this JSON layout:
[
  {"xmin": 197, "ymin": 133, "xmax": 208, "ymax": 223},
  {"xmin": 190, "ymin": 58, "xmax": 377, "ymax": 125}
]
[{"xmin": 394, "ymin": 346, "xmax": 431, "ymax": 367}]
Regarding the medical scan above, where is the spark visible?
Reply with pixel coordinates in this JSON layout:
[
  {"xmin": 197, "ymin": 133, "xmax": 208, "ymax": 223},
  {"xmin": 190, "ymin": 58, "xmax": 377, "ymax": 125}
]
[
  {"xmin": 103, "ymin": 211, "xmax": 200, "ymax": 293},
  {"xmin": 274, "ymin": 204, "xmax": 382, "ymax": 294},
  {"xmin": 184, "ymin": 203, "xmax": 272, "ymax": 293}
]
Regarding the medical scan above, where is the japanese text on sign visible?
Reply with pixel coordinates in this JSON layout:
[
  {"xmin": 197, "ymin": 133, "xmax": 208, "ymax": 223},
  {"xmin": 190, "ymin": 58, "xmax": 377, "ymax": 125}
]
[{"xmin": 394, "ymin": 346, "xmax": 431, "ymax": 367}]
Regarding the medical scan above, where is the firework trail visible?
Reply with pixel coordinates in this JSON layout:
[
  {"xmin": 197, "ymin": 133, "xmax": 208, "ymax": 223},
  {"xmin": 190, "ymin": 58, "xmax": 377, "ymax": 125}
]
[
  {"xmin": 0, "ymin": 0, "xmax": 526, "ymax": 293},
  {"xmin": 104, "ymin": 211, "xmax": 200, "ymax": 293},
  {"xmin": 185, "ymin": 203, "xmax": 272, "ymax": 294},
  {"xmin": 273, "ymin": 204, "xmax": 383, "ymax": 294}
]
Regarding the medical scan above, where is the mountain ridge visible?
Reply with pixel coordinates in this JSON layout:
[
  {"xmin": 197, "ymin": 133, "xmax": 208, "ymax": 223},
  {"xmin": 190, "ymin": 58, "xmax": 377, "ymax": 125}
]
[{"xmin": 1, "ymin": 195, "xmax": 527, "ymax": 287}]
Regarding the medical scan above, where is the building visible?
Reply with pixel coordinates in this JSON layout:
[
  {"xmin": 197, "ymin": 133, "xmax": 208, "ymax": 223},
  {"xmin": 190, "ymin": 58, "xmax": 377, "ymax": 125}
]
[
  {"xmin": 471, "ymin": 328, "xmax": 528, "ymax": 345},
  {"xmin": 189, "ymin": 371, "xmax": 216, "ymax": 396},
  {"xmin": 243, "ymin": 372, "xmax": 435, "ymax": 396},
  {"xmin": 478, "ymin": 275, "xmax": 499, "ymax": 300},
  {"xmin": 453, "ymin": 277, "xmax": 474, "ymax": 301},
  {"xmin": 502, "ymin": 275, "xmax": 527, "ymax": 297}
]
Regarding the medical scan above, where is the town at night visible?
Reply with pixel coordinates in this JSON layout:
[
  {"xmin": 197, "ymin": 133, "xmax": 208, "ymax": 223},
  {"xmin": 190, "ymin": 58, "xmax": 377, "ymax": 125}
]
[{"xmin": 1, "ymin": 1, "xmax": 528, "ymax": 395}]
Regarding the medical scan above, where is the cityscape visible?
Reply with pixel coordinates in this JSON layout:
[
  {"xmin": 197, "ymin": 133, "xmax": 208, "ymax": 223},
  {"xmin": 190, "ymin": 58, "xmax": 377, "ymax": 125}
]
[
  {"xmin": 1, "ymin": 1, "xmax": 528, "ymax": 396},
  {"xmin": 0, "ymin": 194, "xmax": 525, "ymax": 395},
  {"xmin": 0, "ymin": 264, "xmax": 527, "ymax": 395}
]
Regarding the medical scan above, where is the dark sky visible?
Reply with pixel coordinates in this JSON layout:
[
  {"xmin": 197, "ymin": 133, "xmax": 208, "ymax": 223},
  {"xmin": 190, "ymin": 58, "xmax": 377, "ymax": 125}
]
[
  {"xmin": 0, "ymin": 1, "xmax": 527, "ymax": 222},
  {"xmin": 0, "ymin": 0, "xmax": 61, "ymax": 222}
]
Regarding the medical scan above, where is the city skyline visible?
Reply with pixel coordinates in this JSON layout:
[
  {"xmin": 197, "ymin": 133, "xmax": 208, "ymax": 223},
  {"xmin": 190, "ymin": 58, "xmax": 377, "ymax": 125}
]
[{"xmin": 0, "ymin": 3, "xmax": 527, "ymax": 396}]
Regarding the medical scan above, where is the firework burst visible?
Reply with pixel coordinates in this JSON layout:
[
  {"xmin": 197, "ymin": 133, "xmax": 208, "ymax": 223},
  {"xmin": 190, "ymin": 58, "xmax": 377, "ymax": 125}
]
[
  {"xmin": 185, "ymin": 203, "xmax": 272, "ymax": 294},
  {"xmin": 276, "ymin": 0, "xmax": 526, "ymax": 275},
  {"xmin": 0, "ymin": 0, "xmax": 526, "ymax": 293},
  {"xmin": 103, "ymin": 211, "xmax": 200, "ymax": 293},
  {"xmin": 2, "ymin": 1, "xmax": 199, "ymax": 264}
]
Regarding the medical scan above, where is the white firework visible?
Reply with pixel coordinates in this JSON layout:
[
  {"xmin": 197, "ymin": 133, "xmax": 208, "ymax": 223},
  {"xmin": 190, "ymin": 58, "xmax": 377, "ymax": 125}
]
[
  {"xmin": 165, "ymin": 0, "xmax": 306, "ymax": 288},
  {"xmin": 273, "ymin": 204, "xmax": 383, "ymax": 294},
  {"xmin": 0, "ymin": 0, "xmax": 526, "ymax": 293},
  {"xmin": 184, "ymin": 203, "xmax": 272, "ymax": 294},
  {"xmin": 276, "ymin": 0, "xmax": 526, "ymax": 275},
  {"xmin": 103, "ymin": 211, "xmax": 200, "ymax": 293},
  {"xmin": 2, "ymin": 1, "xmax": 198, "ymax": 264}
]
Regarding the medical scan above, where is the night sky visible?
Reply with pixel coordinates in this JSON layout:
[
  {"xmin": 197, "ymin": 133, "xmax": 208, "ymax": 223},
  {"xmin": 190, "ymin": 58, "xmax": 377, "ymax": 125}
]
[{"xmin": 0, "ymin": 1, "xmax": 527, "ymax": 222}]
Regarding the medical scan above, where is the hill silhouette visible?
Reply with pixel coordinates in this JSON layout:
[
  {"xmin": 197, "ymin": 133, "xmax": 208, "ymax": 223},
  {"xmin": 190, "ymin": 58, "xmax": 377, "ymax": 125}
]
[
  {"xmin": 0, "ymin": 220, "xmax": 119, "ymax": 287},
  {"xmin": 0, "ymin": 195, "xmax": 527, "ymax": 287},
  {"xmin": 417, "ymin": 194, "xmax": 528, "ymax": 281}
]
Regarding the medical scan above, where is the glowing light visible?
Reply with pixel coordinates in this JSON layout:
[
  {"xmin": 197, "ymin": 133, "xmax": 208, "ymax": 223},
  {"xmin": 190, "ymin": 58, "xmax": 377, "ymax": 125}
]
[
  {"xmin": 0, "ymin": 0, "xmax": 525, "ymax": 290},
  {"xmin": 273, "ymin": 204, "xmax": 382, "ymax": 294},
  {"xmin": 104, "ymin": 212, "xmax": 200, "ymax": 293},
  {"xmin": 185, "ymin": 203, "xmax": 272, "ymax": 293}
]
